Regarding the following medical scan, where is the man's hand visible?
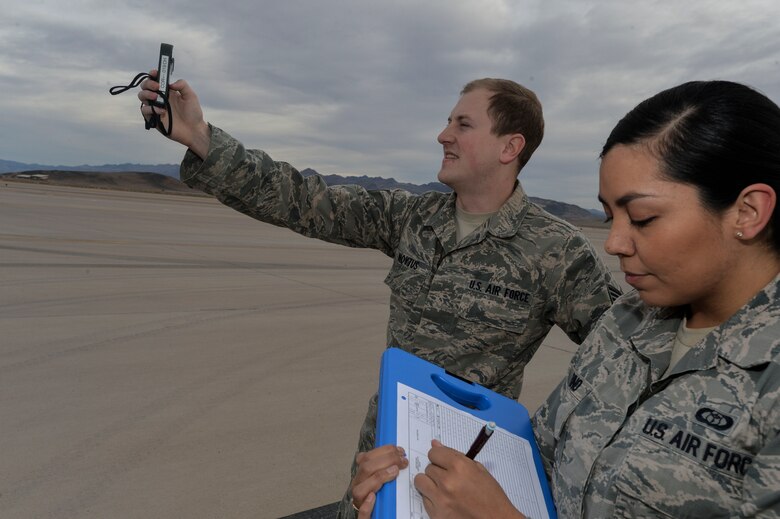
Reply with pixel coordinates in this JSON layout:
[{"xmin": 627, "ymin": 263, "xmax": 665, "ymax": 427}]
[
  {"xmin": 351, "ymin": 444, "xmax": 408, "ymax": 517},
  {"xmin": 138, "ymin": 70, "xmax": 211, "ymax": 159}
]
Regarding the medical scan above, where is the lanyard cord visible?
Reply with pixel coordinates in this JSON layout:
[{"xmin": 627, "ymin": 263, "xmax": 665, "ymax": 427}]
[{"xmin": 109, "ymin": 72, "xmax": 173, "ymax": 137}]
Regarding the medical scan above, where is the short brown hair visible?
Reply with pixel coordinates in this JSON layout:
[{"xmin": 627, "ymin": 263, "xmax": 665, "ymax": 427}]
[{"xmin": 461, "ymin": 78, "xmax": 544, "ymax": 172}]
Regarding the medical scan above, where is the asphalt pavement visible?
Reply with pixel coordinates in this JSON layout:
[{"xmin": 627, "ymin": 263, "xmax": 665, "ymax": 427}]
[{"xmin": 0, "ymin": 182, "xmax": 621, "ymax": 518}]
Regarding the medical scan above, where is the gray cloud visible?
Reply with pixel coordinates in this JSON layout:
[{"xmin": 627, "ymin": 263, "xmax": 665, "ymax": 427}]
[{"xmin": 2, "ymin": 0, "xmax": 779, "ymax": 209}]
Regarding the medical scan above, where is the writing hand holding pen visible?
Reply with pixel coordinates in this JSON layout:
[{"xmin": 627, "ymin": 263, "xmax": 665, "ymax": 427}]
[
  {"xmin": 413, "ymin": 424, "xmax": 527, "ymax": 519},
  {"xmin": 349, "ymin": 423, "xmax": 525, "ymax": 518}
]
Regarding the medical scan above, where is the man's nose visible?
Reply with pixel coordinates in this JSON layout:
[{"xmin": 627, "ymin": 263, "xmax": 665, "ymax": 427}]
[{"xmin": 437, "ymin": 125, "xmax": 453, "ymax": 145}]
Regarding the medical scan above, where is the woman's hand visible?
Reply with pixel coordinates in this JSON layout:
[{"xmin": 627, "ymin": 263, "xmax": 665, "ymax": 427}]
[
  {"xmin": 351, "ymin": 444, "xmax": 408, "ymax": 517},
  {"xmin": 414, "ymin": 440, "xmax": 525, "ymax": 519}
]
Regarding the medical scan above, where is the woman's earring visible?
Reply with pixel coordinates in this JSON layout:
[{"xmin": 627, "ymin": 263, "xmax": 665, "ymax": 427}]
[{"xmin": 736, "ymin": 231, "xmax": 744, "ymax": 238}]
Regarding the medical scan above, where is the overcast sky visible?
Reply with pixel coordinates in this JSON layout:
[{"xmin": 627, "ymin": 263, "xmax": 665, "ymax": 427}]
[{"xmin": 2, "ymin": 0, "xmax": 779, "ymax": 209}]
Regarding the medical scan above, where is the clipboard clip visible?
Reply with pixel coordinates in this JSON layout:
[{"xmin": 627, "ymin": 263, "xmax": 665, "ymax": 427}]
[{"xmin": 431, "ymin": 373, "xmax": 491, "ymax": 411}]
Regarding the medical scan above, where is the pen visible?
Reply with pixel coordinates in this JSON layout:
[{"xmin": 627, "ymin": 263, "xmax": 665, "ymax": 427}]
[{"xmin": 465, "ymin": 421, "xmax": 496, "ymax": 459}]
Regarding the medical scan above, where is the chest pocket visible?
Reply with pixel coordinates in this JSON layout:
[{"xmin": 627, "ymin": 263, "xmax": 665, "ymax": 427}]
[
  {"xmin": 457, "ymin": 286, "xmax": 531, "ymax": 334},
  {"xmin": 612, "ymin": 431, "xmax": 745, "ymax": 517},
  {"xmin": 383, "ymin": 258, "xmax": 428, "ymax": 303}
]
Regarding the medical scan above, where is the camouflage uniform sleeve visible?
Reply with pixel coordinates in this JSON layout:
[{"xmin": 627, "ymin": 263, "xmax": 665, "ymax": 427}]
[
  {"xmin": 545, "ymin": 231, "xmax": 621, "ymax": 344},
  {"xmin": 531, "ymin": 376, "xmax": 568, "ymax": 479},
  {"xmin": 179, "ymin": 125, "xmax": 417, "ymax": 256},
  {"xmin": 743, "ymin": 432, "xmax": 780, "ymax": 516},
  {"xmin": 741, "ymin": 362, "xmax": 780, "ymax": 517},
  {"xmin": 531, "ymin": 289, "xmax": 627, "ymax": 481}
]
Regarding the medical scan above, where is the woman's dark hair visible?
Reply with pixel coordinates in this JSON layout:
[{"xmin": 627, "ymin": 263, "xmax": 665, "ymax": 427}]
[{"xmin": 601, "ymin": 80, "xmax": 780, "ymax": 252}]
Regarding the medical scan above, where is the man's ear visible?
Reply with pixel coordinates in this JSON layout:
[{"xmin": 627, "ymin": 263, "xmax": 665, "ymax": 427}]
[
  {"xmin": 734, "ymin": 183, "xmax": 776, "ymax": 239},
  {"xmin": 499, "ymin": 133, "xmax": 526, "ymax": 166}
]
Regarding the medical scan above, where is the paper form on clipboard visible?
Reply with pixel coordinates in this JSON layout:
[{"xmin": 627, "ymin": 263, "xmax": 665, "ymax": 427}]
[{"xmin": 374, "ymin": 347, "xmax": 557, "ymax": 519}]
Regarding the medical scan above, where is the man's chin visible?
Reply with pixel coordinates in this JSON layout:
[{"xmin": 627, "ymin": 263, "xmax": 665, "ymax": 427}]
[{"xmin": 437, "ymin": 171, "xmax": 454, "ymax": 189}]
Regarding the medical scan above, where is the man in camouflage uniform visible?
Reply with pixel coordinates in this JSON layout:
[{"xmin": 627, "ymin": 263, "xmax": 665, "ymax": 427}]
[
  {"xmin": 138, "ymin": 76, "xmax": 620, "ymax": 516},
  {"xmin": 533, "ymin": 275, "xmax": 780, "ymax": 517}
]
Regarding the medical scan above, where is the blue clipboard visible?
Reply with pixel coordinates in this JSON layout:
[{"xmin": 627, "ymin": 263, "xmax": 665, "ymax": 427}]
[{"xmin": 374, "ymin": 347, "xmax": 557, "ymax": 519}]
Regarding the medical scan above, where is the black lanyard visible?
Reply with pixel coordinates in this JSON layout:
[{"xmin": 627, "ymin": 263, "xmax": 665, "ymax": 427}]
[{"xmin": 109, "ymin": 72, "xmax": 172, "ymax": 137}]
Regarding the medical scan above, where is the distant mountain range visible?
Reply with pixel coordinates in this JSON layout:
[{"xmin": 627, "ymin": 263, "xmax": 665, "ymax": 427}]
[
  {"xmin": 0, "ymin": 159, "xmax": 605, "ymax": 225},
  {"xmin": 0, "ymin": 158, "xmax": 180, "ymax": 177}
]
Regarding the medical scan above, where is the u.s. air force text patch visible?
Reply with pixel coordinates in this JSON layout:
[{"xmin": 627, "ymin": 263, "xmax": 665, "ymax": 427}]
[
  {"xmin": 640, "ymin": 416, "xmax": 752, "ymax": 476},
  {"xmin": 468, "ymin": 279, "xmax": 532, "ymax": 304}
]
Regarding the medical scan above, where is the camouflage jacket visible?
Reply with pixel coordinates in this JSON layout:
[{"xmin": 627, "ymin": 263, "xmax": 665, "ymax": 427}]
[
  {"xmin": 180, "ymin": 125, "xmax": 620, "ymax": 399},
  {"xmin": 533, "ymin": 275, "xmax": 780, "ymax": 518}
]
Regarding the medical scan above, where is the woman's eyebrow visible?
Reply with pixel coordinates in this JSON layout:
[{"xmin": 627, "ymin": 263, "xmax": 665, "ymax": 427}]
[{"xmin": 597, "ymin": 192, "xmax": 655, "ymax": 208}]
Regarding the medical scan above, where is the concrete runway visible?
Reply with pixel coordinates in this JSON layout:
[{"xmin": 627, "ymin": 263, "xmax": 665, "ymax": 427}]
[{"xmin": 0, "ymin": 182, "xmax": 622, "ymax": 518}]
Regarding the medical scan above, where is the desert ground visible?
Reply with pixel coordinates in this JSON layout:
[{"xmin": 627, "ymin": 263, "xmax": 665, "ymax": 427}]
[{"xmin": 0, "ymin": 181, "xmax": 623, "ymax": 518}]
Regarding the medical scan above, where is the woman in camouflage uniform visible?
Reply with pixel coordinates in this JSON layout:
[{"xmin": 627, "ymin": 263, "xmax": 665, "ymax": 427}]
[{"xmin": 352, "ymin": 80, "xmax": 780, "ymax": 518}]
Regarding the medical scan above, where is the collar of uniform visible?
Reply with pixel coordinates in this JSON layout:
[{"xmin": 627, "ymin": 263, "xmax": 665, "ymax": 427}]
[
  {"xmin": 453, "ymin": 180, "xmax": 530, "ymax": 242},
  {"xmin": 428, "ymin": 191, "xmax": 459, "ymax": 248},
  {"xmin": 627, "ymin": 303, "xmax": 681, "ymax": 381},
  {"xmin": 710, "ymin": 272, "xmax": 780, "ymax": 368},
  {"xmin": 439, "ymin": 182, "xmax": 529, "ymax": 251},
  {"xmin": 445, "ymin": 181, "xmax": 529, "ymax": 244},
  {"xmin": 488, "ymin": 181, "xmax": 530, "ymax": 238},
  {"xmin": 627, "ymin": 273, "xmax": 780, "ymax": 375}
]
